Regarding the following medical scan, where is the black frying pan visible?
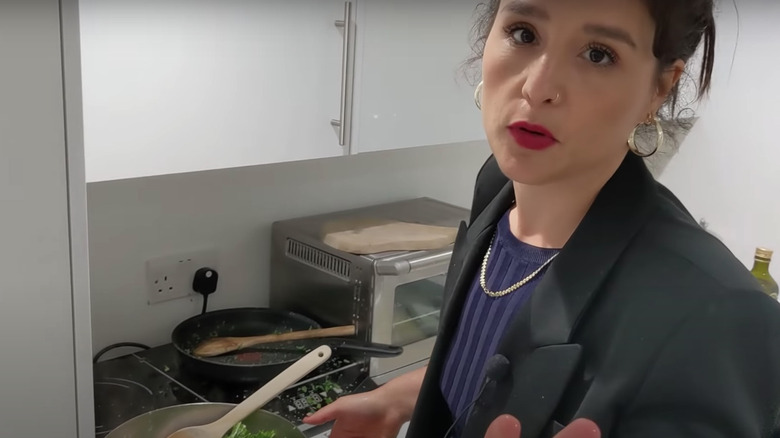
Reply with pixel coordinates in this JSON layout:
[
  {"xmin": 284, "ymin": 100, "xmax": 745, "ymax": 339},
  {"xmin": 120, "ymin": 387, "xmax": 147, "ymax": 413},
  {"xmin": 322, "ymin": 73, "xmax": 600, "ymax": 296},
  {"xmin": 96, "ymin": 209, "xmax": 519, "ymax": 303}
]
[{"xmin": 172, "ymin": 307, "xmax": 402, "ymax": 384}]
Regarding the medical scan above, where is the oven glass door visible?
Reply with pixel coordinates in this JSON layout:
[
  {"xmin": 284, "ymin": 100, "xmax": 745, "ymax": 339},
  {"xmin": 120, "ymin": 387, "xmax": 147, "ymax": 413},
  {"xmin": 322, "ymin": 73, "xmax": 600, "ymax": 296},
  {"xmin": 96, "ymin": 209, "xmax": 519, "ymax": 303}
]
[
  {"xmin": 371, "ymin": 252, "xmax": 452, "ymax": 380},
  {"xmin": 391, "ymin": 273, "xmax": 447, "ymax": 346}
]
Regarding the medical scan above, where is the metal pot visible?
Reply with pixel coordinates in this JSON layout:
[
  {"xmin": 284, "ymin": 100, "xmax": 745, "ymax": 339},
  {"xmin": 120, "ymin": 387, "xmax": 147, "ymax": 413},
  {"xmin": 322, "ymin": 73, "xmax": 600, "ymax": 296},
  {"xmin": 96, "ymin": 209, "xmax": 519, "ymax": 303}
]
[{"xmin": 105, "ymin": 403, "xmax": 305, "ymax": 438}]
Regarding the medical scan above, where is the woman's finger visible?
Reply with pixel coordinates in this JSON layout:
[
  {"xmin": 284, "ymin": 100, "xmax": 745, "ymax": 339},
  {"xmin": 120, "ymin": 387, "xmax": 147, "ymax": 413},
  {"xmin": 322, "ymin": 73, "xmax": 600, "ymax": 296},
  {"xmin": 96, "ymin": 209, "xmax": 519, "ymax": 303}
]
[
  {"xmin": 484, "ymin": 414, "xmax": 522, "ymax": 438},
  {"xmin": 555, "ymin": 418, "xmax": 601, "ymax": 438}
]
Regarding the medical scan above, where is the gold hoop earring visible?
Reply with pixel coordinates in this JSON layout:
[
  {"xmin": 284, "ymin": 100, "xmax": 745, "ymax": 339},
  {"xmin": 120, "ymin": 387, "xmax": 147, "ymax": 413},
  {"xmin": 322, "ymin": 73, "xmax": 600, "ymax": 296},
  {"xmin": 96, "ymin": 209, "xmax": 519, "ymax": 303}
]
[
  {"xmin": 474, "ymin": 81, "xmax": 483, "ymax": 110},
  {"xmin": 628, "ymin": 113, "xmax": 664, "ymax": 157}
]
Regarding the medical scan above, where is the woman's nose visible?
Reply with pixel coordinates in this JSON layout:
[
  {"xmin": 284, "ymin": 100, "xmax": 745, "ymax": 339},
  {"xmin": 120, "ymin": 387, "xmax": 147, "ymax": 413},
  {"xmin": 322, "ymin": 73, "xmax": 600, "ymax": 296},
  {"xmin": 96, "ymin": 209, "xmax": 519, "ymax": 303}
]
[{"xmin": 520, "ymin": 54, "xmax": 564, "ymax": 106}]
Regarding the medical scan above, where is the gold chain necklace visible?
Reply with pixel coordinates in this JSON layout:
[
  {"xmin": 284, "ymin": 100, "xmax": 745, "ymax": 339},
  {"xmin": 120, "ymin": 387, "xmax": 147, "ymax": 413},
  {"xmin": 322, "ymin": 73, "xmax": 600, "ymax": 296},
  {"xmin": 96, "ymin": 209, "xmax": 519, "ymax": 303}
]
[{"xmin": 479, "ymin": 234, "xmax": 559, "ymax": 298}]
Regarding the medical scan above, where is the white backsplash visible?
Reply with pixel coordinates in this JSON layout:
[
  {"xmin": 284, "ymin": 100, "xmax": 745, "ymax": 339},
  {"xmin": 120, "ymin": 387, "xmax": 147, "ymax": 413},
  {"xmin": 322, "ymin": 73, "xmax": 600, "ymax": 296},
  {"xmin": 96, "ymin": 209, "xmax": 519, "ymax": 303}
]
[{"xmin": 87, "ymin": 141, "xmax": 490, "ymax": 356}]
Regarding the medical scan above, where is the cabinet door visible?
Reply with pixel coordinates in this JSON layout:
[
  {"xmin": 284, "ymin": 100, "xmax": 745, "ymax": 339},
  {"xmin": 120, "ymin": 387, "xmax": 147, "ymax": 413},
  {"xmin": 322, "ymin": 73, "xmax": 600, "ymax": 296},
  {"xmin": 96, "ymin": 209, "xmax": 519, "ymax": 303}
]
[
  {"xmin": 80, "ymin": 0, "xmax": 353, "ymax": 182},
  {"xmin": 353, "ymin": 0, "xmax": 486, "ymax": 154},
  {"xmin": 0, "ymin": 0, "xmax": 89, "ymax": 435}
]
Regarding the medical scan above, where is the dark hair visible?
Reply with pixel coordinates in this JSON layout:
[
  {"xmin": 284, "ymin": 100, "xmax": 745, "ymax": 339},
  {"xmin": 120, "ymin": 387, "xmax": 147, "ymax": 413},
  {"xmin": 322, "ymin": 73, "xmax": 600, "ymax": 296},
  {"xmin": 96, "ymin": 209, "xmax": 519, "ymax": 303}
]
[{"xmin": 466, "ymin": 0, "xmax": 716, "ymax": 117}]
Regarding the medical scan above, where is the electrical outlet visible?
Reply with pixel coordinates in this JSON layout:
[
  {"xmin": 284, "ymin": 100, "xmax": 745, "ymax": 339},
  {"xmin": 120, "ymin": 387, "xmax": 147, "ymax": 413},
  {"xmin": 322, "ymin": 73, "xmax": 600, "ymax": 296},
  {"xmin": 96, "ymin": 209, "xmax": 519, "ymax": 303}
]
[{"xmin": 146, "ymin": 248, "xmax": 219, "ymax": 305}]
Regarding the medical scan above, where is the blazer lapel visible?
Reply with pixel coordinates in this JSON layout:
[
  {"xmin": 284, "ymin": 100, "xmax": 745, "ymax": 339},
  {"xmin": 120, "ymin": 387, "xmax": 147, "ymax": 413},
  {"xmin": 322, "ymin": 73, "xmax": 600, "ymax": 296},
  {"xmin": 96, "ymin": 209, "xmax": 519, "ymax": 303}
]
[
  {"xmin": 463, "ymin": 154, "xmax": 659, "ymax": 438},
  {"xmin": 526, "ymin": 154, "xmax": 656, "ymax": 348},
  {"xmin": 436, "ymin": 181, "xmax": 515, "ymax": 350}
]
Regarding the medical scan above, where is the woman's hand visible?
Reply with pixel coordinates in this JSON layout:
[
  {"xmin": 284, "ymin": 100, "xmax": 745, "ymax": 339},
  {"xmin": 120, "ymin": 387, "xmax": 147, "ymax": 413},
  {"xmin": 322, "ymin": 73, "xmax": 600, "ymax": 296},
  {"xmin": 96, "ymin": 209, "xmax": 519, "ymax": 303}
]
[
  {"xmin": 302, "ymin": 390, "xmax": 407, "ymax": 438},
  {"xmin": 302, "ymin": 366, "xmax": 426, "ymax": 438},
  {"xmin": 484, "ymin": 415, "xmax": 601, "ymax": 438}
]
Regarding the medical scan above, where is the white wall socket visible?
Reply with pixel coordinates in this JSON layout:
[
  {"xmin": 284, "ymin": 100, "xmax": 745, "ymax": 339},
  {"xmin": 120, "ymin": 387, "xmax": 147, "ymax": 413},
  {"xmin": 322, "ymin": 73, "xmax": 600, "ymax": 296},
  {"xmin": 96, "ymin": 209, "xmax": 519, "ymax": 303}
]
[{"xmin": 146, "ymin": 248, "xmax": 219, "ymax": 305}]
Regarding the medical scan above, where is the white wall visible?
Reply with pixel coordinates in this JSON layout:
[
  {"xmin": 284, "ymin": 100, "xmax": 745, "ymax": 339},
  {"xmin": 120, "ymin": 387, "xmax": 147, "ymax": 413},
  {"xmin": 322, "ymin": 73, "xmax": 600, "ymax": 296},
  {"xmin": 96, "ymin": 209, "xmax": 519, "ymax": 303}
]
[
  {"xmin": 659, "ymin": 0, "xmax": 780, "ymax": 270},
  {"xmin": 88, "ymin": 141, "xmax": 489, "ymax": 353}
]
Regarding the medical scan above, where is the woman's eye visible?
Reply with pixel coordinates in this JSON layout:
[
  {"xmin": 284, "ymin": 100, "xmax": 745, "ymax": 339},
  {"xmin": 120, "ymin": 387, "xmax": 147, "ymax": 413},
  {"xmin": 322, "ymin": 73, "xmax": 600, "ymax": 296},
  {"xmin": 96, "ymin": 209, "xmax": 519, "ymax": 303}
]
[
  {"xmin": 511, "ymin": 27, "xmax": 537, "ymax": 45},
  {"xmin": 583, "ymin": 46, "xmax": 617, "ymax": 66}
]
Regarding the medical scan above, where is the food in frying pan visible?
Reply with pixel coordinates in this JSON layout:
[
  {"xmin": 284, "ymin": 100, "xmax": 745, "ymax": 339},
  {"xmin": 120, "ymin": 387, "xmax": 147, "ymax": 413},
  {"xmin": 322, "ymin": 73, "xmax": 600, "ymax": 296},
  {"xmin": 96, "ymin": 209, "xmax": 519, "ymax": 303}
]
[{"xmin": 222, "ymin": 421, "xmax": 276, "ymax": 438}]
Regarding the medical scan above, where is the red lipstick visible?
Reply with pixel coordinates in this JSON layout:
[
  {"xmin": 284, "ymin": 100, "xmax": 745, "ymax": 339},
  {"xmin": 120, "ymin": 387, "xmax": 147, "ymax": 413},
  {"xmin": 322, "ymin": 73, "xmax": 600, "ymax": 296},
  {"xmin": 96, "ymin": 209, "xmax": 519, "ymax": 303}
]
[{"xmin": 507, "ymin": 121, "xmax": 558, "ymax": 151}]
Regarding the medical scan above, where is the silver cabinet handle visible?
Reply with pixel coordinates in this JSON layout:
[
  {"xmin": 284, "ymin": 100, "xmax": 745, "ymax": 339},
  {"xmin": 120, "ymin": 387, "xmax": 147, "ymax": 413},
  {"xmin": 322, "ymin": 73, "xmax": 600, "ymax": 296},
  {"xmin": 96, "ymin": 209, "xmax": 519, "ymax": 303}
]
[{"xmin": 331, "ymin": 1, "xmax": 352, "ymax": 149}]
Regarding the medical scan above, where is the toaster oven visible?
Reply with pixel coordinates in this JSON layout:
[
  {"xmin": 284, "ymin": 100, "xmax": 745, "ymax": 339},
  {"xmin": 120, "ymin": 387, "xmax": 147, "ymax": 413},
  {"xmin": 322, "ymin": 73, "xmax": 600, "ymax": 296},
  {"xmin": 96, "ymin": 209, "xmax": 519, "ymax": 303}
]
[{"xmin": 269, "ymin": 197, "xmax": 469, "ymax": 383}]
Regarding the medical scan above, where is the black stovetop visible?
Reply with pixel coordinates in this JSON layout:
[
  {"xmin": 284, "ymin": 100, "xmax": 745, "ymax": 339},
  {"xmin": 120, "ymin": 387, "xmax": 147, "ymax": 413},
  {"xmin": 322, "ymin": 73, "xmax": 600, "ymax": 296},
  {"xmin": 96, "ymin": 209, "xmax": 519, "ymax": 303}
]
[{"xmin": 93, "ymin": 343, "xmax": 376, "ymax": 438}]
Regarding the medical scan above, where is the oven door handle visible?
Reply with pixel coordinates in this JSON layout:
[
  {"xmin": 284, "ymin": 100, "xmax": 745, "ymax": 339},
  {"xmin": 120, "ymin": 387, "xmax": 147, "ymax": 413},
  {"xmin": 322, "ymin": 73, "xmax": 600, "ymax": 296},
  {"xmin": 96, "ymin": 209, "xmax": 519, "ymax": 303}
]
[
  {"xmin": 374, "ymin": 249, "xmax": 452, "ymax": 276},
  {"xmin": 327, "ymin": 338, "xmax": 404, "ymax": 358}
]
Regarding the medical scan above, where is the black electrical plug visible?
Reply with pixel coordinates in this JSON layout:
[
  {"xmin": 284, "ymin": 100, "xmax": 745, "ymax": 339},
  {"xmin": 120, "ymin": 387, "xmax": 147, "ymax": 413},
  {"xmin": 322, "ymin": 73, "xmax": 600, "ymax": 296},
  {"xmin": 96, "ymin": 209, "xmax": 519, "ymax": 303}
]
[{"xmin": 193, "ymin": 267, "xmax": 219, "ymax": 315}]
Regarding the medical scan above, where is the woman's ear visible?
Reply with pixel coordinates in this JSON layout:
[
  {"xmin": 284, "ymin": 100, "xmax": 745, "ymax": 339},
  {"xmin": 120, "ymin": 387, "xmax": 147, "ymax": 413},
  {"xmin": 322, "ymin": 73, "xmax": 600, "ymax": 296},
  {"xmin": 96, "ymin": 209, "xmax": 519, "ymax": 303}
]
[{"xmin": 651, "ymin": 59, "xmax": 686, "ymax": 114}]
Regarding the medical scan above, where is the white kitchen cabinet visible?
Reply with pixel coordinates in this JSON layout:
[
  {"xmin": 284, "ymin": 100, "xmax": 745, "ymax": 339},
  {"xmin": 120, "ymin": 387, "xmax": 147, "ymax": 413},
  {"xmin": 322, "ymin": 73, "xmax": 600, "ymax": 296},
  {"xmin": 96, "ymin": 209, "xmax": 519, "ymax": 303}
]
[
  {"xmin": 1, "ymin": 0, "xmax": 93, "ymax": 436},
  {"xmin": 80, "ymin": 0, "xmax": 354, "ymax": 182},
  {"xmin": 351, "ymin": 0, "xmax": 487, "ymax": 154}
]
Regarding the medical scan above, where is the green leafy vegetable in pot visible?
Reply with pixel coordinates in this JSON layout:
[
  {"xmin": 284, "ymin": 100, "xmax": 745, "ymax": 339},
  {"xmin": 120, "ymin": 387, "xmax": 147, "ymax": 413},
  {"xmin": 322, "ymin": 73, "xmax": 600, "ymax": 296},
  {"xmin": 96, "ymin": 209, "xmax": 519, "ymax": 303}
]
[{"xmin": 222, "ymin": 421, "xmax": 276, "ymax": 438}]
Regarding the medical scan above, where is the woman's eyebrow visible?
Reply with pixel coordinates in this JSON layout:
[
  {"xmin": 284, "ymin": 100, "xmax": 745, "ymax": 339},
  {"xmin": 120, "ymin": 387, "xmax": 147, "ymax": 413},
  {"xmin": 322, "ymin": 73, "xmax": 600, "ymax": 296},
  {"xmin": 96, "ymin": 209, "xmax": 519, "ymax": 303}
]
[
  {"xmin": 584, "ymin": 23, "xmax": 638, "ymax": 49},
  {"xmin": 501, "ymin": 0, "xmax": 550, "ymax": 20}
]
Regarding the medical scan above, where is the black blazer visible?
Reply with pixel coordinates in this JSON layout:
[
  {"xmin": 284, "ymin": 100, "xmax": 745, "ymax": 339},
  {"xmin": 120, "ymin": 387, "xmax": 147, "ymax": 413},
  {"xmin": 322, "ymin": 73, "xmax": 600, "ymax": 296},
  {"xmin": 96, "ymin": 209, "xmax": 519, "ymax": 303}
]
[{"xmin": 406, "ymin": 153, "xmax": 780, "ymax": 438}]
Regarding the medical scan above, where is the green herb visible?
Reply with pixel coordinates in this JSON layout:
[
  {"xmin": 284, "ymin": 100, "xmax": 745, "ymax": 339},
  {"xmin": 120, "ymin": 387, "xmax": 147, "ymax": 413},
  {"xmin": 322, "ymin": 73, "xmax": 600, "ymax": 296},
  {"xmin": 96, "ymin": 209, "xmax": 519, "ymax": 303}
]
[
  {"xmin": 222, "ymin": 421, "xmax": 276, "ymax": 438},
  {"xmin": 321, "ymin": 379, "xmax": 338, "ymax": 393}
]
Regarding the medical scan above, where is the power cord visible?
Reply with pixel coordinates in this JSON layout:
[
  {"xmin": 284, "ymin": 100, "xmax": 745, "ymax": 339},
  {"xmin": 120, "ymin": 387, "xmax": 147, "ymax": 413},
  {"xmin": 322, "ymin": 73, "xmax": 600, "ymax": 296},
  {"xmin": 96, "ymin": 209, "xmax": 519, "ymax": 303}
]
[{"xmin": 92, "ymin": 342, "xmax": 150, "ymax": 363}]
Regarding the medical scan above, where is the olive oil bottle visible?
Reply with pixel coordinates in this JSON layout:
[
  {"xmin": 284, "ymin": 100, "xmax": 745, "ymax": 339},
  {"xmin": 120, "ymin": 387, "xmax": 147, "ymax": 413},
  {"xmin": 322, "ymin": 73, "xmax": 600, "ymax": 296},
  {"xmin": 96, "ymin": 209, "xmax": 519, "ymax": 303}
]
[{"xmin": 751, "ymin": 248, "xmax": 779, "ymax": 300}]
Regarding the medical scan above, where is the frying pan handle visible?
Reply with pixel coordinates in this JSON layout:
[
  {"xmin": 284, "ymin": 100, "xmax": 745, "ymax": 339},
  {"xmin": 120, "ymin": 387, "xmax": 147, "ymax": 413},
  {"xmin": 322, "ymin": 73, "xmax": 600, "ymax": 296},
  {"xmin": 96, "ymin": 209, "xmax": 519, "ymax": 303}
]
[{"xmin": 329, "ymin": 339, "xmax": 403, "ymax": 357}]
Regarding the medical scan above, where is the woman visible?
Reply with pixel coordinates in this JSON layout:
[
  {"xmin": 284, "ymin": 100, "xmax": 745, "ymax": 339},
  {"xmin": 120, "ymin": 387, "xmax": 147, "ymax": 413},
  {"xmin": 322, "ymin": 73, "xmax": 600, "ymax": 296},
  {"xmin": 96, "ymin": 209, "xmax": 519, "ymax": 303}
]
[{"xmin": 304, "ymin": 0, "xmax": 780, "ymax": 437}]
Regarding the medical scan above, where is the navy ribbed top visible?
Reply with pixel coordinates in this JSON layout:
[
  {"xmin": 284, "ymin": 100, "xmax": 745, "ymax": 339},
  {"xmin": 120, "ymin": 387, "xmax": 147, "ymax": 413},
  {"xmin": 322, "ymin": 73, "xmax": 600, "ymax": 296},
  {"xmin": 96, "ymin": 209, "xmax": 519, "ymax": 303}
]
[{"xmin": 439, "ymin": 210, "xmax": 559, "ymax": 435}]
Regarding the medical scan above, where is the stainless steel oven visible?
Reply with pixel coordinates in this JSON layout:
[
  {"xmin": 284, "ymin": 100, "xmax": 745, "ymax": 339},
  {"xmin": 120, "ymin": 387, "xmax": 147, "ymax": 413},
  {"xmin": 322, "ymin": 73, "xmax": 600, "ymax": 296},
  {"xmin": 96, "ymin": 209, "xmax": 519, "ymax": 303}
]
[{"xmin": 269, "ymin": 198, "xmax": 469, "ymax": 383}]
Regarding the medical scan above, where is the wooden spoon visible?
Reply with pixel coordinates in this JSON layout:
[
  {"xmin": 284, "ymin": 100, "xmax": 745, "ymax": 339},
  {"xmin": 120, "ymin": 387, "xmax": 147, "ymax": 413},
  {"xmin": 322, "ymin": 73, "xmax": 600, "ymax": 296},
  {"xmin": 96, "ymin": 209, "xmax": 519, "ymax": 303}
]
[
  {"xmin": 192, "ymin": 324, "xmax": 355, "ymax": 357},
  {"xmin": 166, "ymin": 345, "xmax": 332, "ymax": 438}
]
